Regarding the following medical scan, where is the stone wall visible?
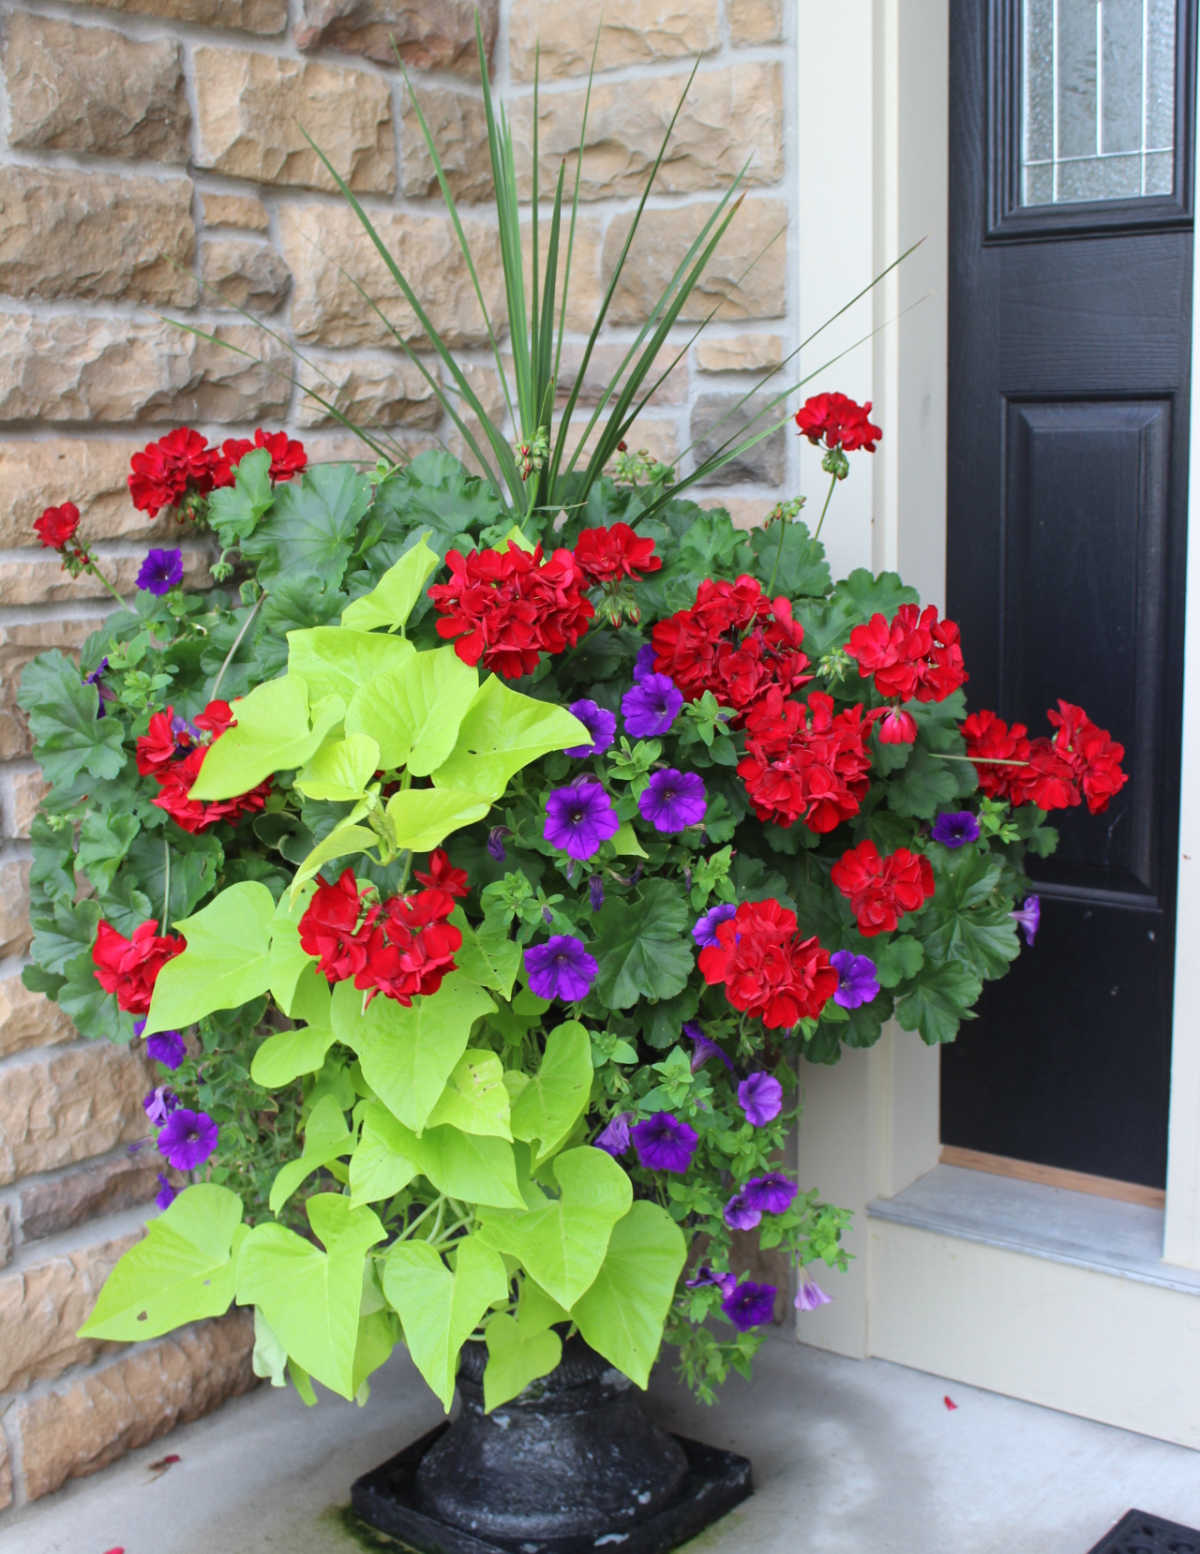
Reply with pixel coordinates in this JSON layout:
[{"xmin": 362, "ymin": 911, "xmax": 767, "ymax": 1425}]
[{"xmin": 0, "ymin": 0, "xmax": 794, "ymax": 1512}]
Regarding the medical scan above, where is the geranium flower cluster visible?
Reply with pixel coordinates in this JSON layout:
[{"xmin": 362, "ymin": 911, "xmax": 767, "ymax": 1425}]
[
  {"xmin": 136, "ymin": 701, "xmax": 272, "ymax": 834},
  {"xmin": 127, "ymin": 426, "xmax": 307, "ymax": 518},
  {"xmin": 298, "ymin": 854, "xmax": 467, "ymax": 1006},
  {"xmin": 698, "ymin": 898, "xmax": 839, "ymax": 1029},
  {"xmin": 91, "ymin": 918, "xmax": 185, "ymax": 1015},
  {"xmin": 793, "ymin": 391, "xmax": 882, "ymax": 453},
  {"xmin": 650, "ymin": 576, "xmax": 811, "ymax": 719},
  {"xmin": 846, "ymin": 604, "xmax": 967, "ymax": 705},
  {"xmin": 737, "ymin": 687, "xmax": 871, "ymax": 831},
  {"xmin": 962, "ymin": 700, "xmax": 1127, "ymax": 815},
  {"xmin": 830, "ymin": 840, "xmax": 936, "ymax": 936}
]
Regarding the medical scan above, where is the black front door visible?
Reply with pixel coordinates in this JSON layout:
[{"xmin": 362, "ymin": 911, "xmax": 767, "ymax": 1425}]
[{"xmin": 941, "ymin": 0, "xmax": 1195, "ymax": 1187}]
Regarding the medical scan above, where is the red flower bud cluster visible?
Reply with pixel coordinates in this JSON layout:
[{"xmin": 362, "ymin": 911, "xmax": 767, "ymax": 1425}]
[
  {"xmin": 737, "ymin": 689, "xmax": 871, "ymax": 832},
  {"xmin": 429, "ymin": 541, "xmax": 595, "ymax": 679},
  {"xmin": 831, "ymin": 839, "xmax": 936, "ymax": 936},
  {"xmin": 136, "ymin": 701, "xmax": 272, "ymax": 834},
  {"xmin": 961, "ymin": 701, "xmax": 1127, "ymax": 815},
  {"xmin": 128, "ymin": 427, "xmax": 307, "ymax": 517},
  {"xmin": 298, "ymin": 853, "xmax": 467, "ymax": 1006},
  {"xmin": 92, "ymin": 919, "xmax": 185, "ymax": 1015},
  {"xmin": 572, "ymin": 523, "xmax": 662, "ymax": 585},
  {"xmin": 33, "ymin": 502, "xmax": 81, "ymax": 551},
  {"xmin": 651, "ymin": 576, "xmax": 811, "ymax": 719},
  {"xmin": 794, "ymin": 392, "xmax": 882, "ymax": 453},
  {"xmin": 846, "ymin": 604, "xmax": 967, "ymax": 704},
  {"xmin": 698, "ymin": 897, "xmax": 838, "ymax": 1029}
]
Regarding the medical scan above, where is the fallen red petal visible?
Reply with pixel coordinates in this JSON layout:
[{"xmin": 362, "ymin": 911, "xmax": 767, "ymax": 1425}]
[
  {"xmin": 148, "ymin": 1452, "xmax": 181, "ymax": 1470},
  {"xmin": 943, "ymin": 1395, "xmax": 958, "ymax": 1410}
]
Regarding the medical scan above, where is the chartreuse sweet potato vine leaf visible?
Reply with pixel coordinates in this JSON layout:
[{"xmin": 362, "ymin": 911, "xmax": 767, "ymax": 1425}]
[
  {"xmin": 432, "ymin": 676, "xmax": 591, "ymax": 799},
  {"xmin": 79, "ymin": 1184, "xmax": 244, "ymax": 1341},
  {"xmin": 251, "ymin": 1020, "xmax": 337, "ymax": 1090},
  {"xmin": 383, "ymin": 787, "xmax": 494, "ymax": 854},
  {"xmin": 268, "ymin": 1093, "xmax": 355, "ymax": 1214},
  {"xmin": 340, "ymin": 536, "xmax": 440, "ymax": 631},
  {"xmin": 346, "ymin": 647, "xmax": 479, "ymax": 774},
  {"xmin": 348, "ymin": 1100, "xmax": 421, "ymax": 1208},
  {"xmin": 143, "ymin": 880, "xmax": 276, "ymax": 1037},
  {"xmin": 189, "ymin": 674, "xmax": 340, "ymax": 800},
  {"xmin": 482, "ymin": 1314, "xmax": 563, "ymax": 1414},
  {"xmin": 425, "ymin": 1049, "xmax": 513, "ymax": 1140},
  {"xmin": 573, "ymin": 1201, "xmax": 686, "ymax": 1389},
  {"xmin": 349, "ymin": 1094, "xmax": 524, "ymax": 1209},
  {"xmin": 509, "ymin": 1021, "xmax": 592, "ymax": 1166},
  {"xmin": 294, "ymin": 731, "xmax": 380, "ymax": 803},
  {"xmin": 286, "ymin": 627, "xmax": 416, "ymax": 705},
  {"xmin": 381, "ymin": 1235, "xmax": 509, "ymax": 1411},
  {"xmin": 476, "ymin": 1146, "xmax": 633, "ymax": 1309},
  {"xmin": 235, "ymin": 1194, "xmax": 385, "ymax": 1402}
]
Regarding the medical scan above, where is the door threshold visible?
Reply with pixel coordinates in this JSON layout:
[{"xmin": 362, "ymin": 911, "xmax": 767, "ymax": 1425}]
[
  {"xmin": 938, "ymin": 1145, "xmax": 1166, "ymax": 1208},
  {"xmin": 868, "ymin": 1164, "xmax": 1200, "ymax": 1294}
]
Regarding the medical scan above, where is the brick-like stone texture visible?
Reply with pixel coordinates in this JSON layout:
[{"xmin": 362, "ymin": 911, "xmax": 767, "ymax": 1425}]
[
  {"xmin": 401, "ymin": 87, "xmax": 493, "ymax": 202},
  {"xmin": 17, "ymin": 1311, "xmax": 257, "ymax": 1502},
  {"xmin": 0, "ymin": 317, "xmax": 291, "ymax": 425},
  {"xmin": 0, "ymin": 621, "xmax": 100, "ymax": 762},
  {"xmin": 4, "ymin": 14, "xmax": 190, "ymax": 162},
  {"xmin": 564, "ymin": 414, "xmax": 680, "ymax": 471},
  {"xmin": 201, "ymin": 239, "xmax": 292, "ymax": 312},
  {"xmin": 0, "ymin": 168, "xmax": 196, "ymax": 307},
  {"xmin": 2, "ymin": 546, "xmax": 211, "ymax": 607},
  {"xmin": 510, "ymin": 0, "xmax": 721, "ymax": 80},
  {"xmin": 514, "ymin": 63, "xmax": 783, "ymax": 201},
  {"xmin": 296, "ymin": 354, "xmax": 440, "ymax": 430},
  {"xmin": 604, "ymin": 198, "xmax": 788, "ymax": 325},
  {"xmin": 729, "ymin": 0, "xmax": 783, "ymax": 44},
  {"xmin": 0, "ymin": 1045, "xmax": 154, "ymax": 1186},
  {"xmin": 20, "ymin": 1156, "xmax": 163, "ymax": 1244},
  {"xmin": 194, "ymin": 48, "xmax": 394, "ymax": 195},
  {"xmin": 0, "ymin": 440, "xmax": 185, "ymax": 549},
  {"xmin": 0, "ymin": 1204, "xmax": 12, "ymax": 1270},
  {"xmin": 0, "ymin": 859, "xmax": 31, "ymax": 958},
  {"xmin": 694, "ymin": 333, "xmax": 785, "ymax": 373},
  {"xmin": 202, "ymin": 192, "xmax": 270, "ymax": 232},
  {"xmin": 690, "ymin": 393, "xmax": 786, "ymax": 485},
  {"xmin": 0, "ymin": 971, "xmax": 74, "ymax": 1061},
  {"xmin": 0, "ymin": 1233, "xmax": 136, "ymax": 1392},
  {"xmin": 0, "ymin": 1433, "xmax": 10, "ymax": 1510},
  {"xmin": 295, "ymin": 0, "xmax": 497, "ymax": 74},
  {"xmin": 82, "ymin": 0, "xmax": 286, "ymax": 33},
  {"xmin": 280, "ymin": 203, "xmax": 506, "ymax": 350},
  {"xmin": 8, "ymin": 770, "xmax": 49, "ymax": 839},
  {"xmin": 536, "ymin": 342, "xmax": 688, "ymax": 408},
  {"xmin": 521, "ymin": 213, "xmax": 606, "ymax": 336}
]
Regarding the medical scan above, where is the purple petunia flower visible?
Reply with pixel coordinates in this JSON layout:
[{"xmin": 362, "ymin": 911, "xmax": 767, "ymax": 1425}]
[
  {"xmin": 594, "ymin": 1112, "xmax": 632, "ymax": 1157},
  {"xmin": 170, "ymin": 711, "xmax": 201, "ymax": 743},
  {"xmin": 794, "ymin": 1272, "xmax": 832, "ymax": 1312},
  {"xmin": 84, "ymin": 658, "xmax": 116, "ymax": 718},
  {"xmin": 931, "ymin": 810, "xmax": 981, "ymax": 848},
  {"xmin": 638, "ymin": 768, "xmax": 706, "ymax": 833},
  {"xmin": 684, "ymin": 1021, "xmax": 734, "ymax": 1074},
  {"xmin": 693, "ymin": 901, "xmax": 737, "ymax": 948},
  {"xmin": 633, "ymin": 644, "xmax": 659, "ymax": 682},
  {"xmin": 155, "ymin": 1173, "xmax": 178, "ymax": 1211},
  {"xmin": 631, "ymin": 1112, "xmax": 699, "ymax": 1173},
  {"xmin": 486, "ymin": 826, "xmax": 509, "ymax": 861},
  {"xmin": 524, "ymin": 935, "xmax": 598, "ymax": 1002},
  {"xmin": 543, "ymin": 781, "xmax": 620, "ymax": 861},
  {"xmin": 721, "ymin": 1279, "xmax": 777, "ymax": 1332},
  {"xmin": 622, "ymin": 673, "xmax": 684, "ymax": 738},
  {"xmin": 723, "ymin": 1192, "xmax": 762, "ymax": 1231},
  {"xmin": 136, "ymin": 547, "xmax": 184, "ymax": 597},
  {"xmin": 686, "ymin": 1264, "xmax": 736, "ymax": 1297},
  {"xmin": 588, "ymin": 875, "xmax": 605, "ymax": 912},
  {"xmin": 738, "ymin": 1072, "xmax": 783, "ymax": 1126},
  {"xmin": 145, "ymin": 1030, "xmax": 186, "ymax": 1071},
  {"xmin": 743, "ymin": 1172, "xmax": 798, "ymax": 1215},
  {"xmin": 156, "ymin": 1108, "xmax": 219, "ymax": 1171},
  {"xmin": 564, "ymin": 699, "xmax": 618, "ymax": 759},
  {"xmin": 830, "ymin": 950, "xmax": 880, "ymax": 1010},
  {"xmin": 143, "ymin": 1086, "xmax": 180, "ymax": 1127},
  {"xmin": 1011, "ymin": 894, "xmax": 1040, "ymax": 946}
]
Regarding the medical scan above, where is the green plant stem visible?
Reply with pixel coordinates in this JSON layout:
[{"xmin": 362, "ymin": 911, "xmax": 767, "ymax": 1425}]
[
  {"xmin": 399, "ymin": 1196, "xmax": 445, "ymax": 1242},
  {"xmin": 765, "ymin": 509, "xmax": 790, "ymax": 597},
  {"xmin": 931, "ymin": 752, "xmax": 1029, "ymax": 765},
  {"xmin": 83, "ymin": 555, "xmax": 135, "ymax": 613},
  {"xmin": 812, "ymin": 470, "xmax": 839, "ymax": 542},
  {"xmin": 210, "ymin": 591, "xmax": 266, "ymax": 701},
  {"xmin": 162, "ymin": 838, "xmax": 172, "ymax": 930}
]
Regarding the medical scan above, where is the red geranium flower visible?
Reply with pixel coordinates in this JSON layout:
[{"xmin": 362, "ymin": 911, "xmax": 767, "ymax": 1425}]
[
  {"xmin": 699, "ymin": 897, "xmax": 837, "ymax": 1029},
  {"xmin": 354, "ymin": 888, "xmax": 462, "ymax": 1006},
  {"xmin": 794, "ymin": 392, "xmax": 882, "ymax": 453},
  {"xmin": 211, "ymin": 429, "xmax": 308, "ymax": 489},
  {"xmin": 137, "ymin": 700, "xmax": 271, "ymax": 833},
  {"xmin": 414, "ymin": 848, "xmax": 470, "ymax": 906},
  {"xmin": 128, "ymin": 428, "xmax": 216, "ymax": 517},
  {"xmin": 573, "ymin": 523, "xmax": 662, "ymax": 585},
  {"xmin": 831, "ymin": 839, "xmax": 936, "ymax": 936},
  {"xmin": 737, "ymin": 689, "xmax": 871, "ymax": 832},
  {"xmin": 34, "ymin": 502, "xmax": 80, "ymax": 550},
  {"xmin": 960, "ymin": 709, "xmax": 1032, "ymax": 801},
  {"xmin": 299, "ymin": 868, "xmax": 378, "ymax": 985},
  {"xmin": 92, "ymin": 919, "xmax": 185, "ymax": 1015},
  {"xmin": 846, "ymin": 604, "xmax": 967, "ymax": 704},
  {"xmin": 868, "ymin": 706, "xmax": 918, "ymax": 745}
]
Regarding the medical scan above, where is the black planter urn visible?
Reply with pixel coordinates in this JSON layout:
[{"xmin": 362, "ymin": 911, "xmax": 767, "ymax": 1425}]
[{"xmin": 350, "ymin": 1339, "xmax": 753, "ymax": 1554}]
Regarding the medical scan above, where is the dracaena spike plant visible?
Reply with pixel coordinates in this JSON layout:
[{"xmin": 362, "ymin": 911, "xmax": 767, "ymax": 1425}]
[{"xmin": 16, "ymin": 36, "xmax": 1129, "ymax": 1413}]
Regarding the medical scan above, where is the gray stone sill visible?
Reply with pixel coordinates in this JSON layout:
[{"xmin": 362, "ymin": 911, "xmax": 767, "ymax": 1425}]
[{"xmin": 868, "ymin": 1164, "xmax": 1200, "ymax": 1295}]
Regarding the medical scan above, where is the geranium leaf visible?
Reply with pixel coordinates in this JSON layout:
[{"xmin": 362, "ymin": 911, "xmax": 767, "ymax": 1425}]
[
  {"xmin": 872, "ymin": 934, "xmax": 925, "ymax": 987},
  {"xmin": 242, "ymin": 463, "xmax": 372, "ymax": 588},
  {"xmin": 895, "ymin": 963, "xmax": 983, "ymax": 1044},
  {"xmin": 509, "ymin": 1021, "xmax": 592, "ymax": 1165},
  {"xmin": 573, "ymin": 1201, "xmax": 685, "ymax": 1389},
  {"xmin": 794, "ymin": 569, "xmax": 920, "ymax": 659},
  {"xmin": 590, "ymin": 879, "xmax": 692, "ymax": 1009},
  {"xmin": 205, "ymin": 447, "xmax": 273, "ymax": 548},
  {"xmin": 749, "ymin": 520, "xmax": 832, "ymax": 600},
  {"xmin": 432, "ymin": 677, "xmax": 591, "ymax": 801},
  {"xmin": 19, "ymin": 651, "xmax": 126, "ymax": 802},
  {"xmin": 143, "ymin": 880, "xmax": 276, "ymax": 1036}
]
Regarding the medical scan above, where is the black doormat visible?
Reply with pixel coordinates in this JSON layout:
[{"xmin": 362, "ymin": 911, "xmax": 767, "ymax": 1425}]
[{"xmin": 1086, "ymin": 1509, "xmax": 1200, "ymax": 1552}]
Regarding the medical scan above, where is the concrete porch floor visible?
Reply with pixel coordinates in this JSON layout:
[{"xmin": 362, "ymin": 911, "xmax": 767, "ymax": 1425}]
[{"xmin": 4, "ymin": 1334, "xmax": 1199, "ymax": 1554}]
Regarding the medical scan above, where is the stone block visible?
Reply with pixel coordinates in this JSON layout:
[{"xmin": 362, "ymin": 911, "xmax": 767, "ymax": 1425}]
[
  {"xmin": 17, "ymin": 1310, "xmax": 257, "ymax": 1501},
  {"xmin": 81, "ymin": 0, "xmax": 286, "ymax": 33},
  {"xmin": 401, "ymin": 87, "xmax": 493, "ymax": 202},
  {"xmin": 202, "ymin": 192, "xmax": 270, "ymax": 232},
  {"xmin": 604, "ymin": 197, "xmax": 788, "ymax": 325},
  {"xmin": 0, "ymin": 1203, "xmax": 11, "ymax": 1270},
  {"xmin": 0, "ymin": 1046, "xmax": 155, "ymax": 1186},
  {"xmin": 510, "ymin": 0, "xmax": 720, "ymax": 80},
  {"xmin": 0, "ymin": 859, "xmax": 30, "ymax": 958},
  {"xmin": 20, "ymin": 1156, "xmax": 164, "ymax": 1244},
  {"xmin": 194, "ymin": 47, "xmax": 394, "ymax": 195},
  {"xmin": 0, "ymin": 1232, "xmax": 137, "ymax": 1392},
  {"xmin": 729, "ymin": 0, "xmax": 783, "ymax": 44},
  {"xmin": 295, "ymin": 0, "xmax": 497, "ymax": 74},
  {"xmin": 0, "ymin": 317, "xmax": 292, "ymax": 425},
  {"xmin": 4, "ymin": 14, "xmax": 189, "ymax": 162},
  {"xmin": 280, "ymin": 202, "xmax": 506, "ymax": 350},
  {"xmin": 296, "ymin": 354, "xmax": 440, "ymax": 430},
  {"xmin": 8, "ymin": 770, "xmax": 49, "ymax": 838},
  {"xmin": 0, "ymin": 167, "xmax": 195, "ymax": 307},
  {"xmin": 0, "ymin": 619, "xmax": 100, "ymax": 762},
  {"xmin": 543, "ymin": 341, "xmax": 688, "ymax": 408},
  {"xmin": 0, "ymin": 440, "xmax": 187, "ymax": 549},
  {"xmin": 0, "ymin": 1434, "xmax": 10, "ymax": 1510},
  {"xmin": 693, "ymin": 333, "xmax": 785, "ymax": 373},
  {"xmin": 701, "ymin": 494, "xmax": 773, "ymax": 532},
  {"xmin": 690, "ymin": 392, "xmax": 786, "ymax": 485},
  {"xmin": 565, "ymin": 414, "xmax": 680, "ymax": 472},
  {"xmin": 201, "ymin": 238, "xmax": 292, "ymax": 312},
  {"xmin": 520, "ymin": 212, "xmax": 606, "ymax": 335},
  {"xmin": 0, "ymin": 974, "xmax": 77, "ymax": 1059},
  {"xmin": 0, "ymin": 545, "xmax": 212, "ymax": 607},
  {"xmin": 513, "ymin": 63, "xmax": 783, "ymax": 201}
]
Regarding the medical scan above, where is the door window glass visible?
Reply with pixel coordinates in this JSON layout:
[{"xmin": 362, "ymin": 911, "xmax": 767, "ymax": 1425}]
[{"xmin": 1021, "ymin": 0, "xmax": 1176, "ymax": 205}]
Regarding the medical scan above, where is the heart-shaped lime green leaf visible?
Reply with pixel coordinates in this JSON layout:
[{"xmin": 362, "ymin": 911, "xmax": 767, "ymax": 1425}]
[
  {"xmin": 431, "ymin": 677, "xmax": 591, "ymax": 800},
  {"xmin": 384, "ymin": 786, "xmax": 492, "ymax": 853},
  {"xmin": 251, "ymin": 1022, "xmax": 337, "ymax": 1089},
  {"xmin": 509, "ymin": 1021, "xmax": 592, "ymax": 1165},
  {"xmin": 340, "ymin": 537, "xmax": 440, "ymax": 632},
  {"xmin": 79, "ymin": 1184, "xmax": 244, "ymax": 1340},
  {"xmin": 426, "ymin": 1049, "xmax": 513, "ymax": 1139},
  {"xmin": 348, "ymin": 1099, "xmax": 421, "ymax": 1207},
  {"xmin": 287, "ymin": 626, "xmax": 416, "ymax": 703},
  {"xmin": 346, "ymin": 647, "xmax": 479, "ymax": 776},
  {"xmin": 572, "ymin": 1201, "xmax": 686, "ymax": 1388},
  {"xmin": 189, "ymin": 675, "xmax": 338, "ymax": 799},
  {"xmin": 295, "ymin": 732, "xmax": 381, "ymax": 802},
  {"xmin": 482, "ymin": 1312, "xmax": 563, "ymax": 1412},
  {"xmin": 267, "ymin": 883, "xmax": 318, "ymax": 1014},
  {"xmin": 268, "ymin": 1093, "xmax": 355, "ymax": 1214},
  {"xmin": 143, "ymin": 880, "xmax": 275, "ymax": 1036},
  {"xmin": 291, "ymin": 817, "xmax": 378, "ymax": 895},
  {"xmin": 408, "ymin": 1126, "xmax": 526, "ymax": 1208}
]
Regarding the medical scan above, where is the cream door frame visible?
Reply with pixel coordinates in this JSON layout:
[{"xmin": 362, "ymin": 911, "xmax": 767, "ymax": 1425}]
[{"xmin": 788, "ymin": 0, "xmax": 1200, "ymax": 1445}]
